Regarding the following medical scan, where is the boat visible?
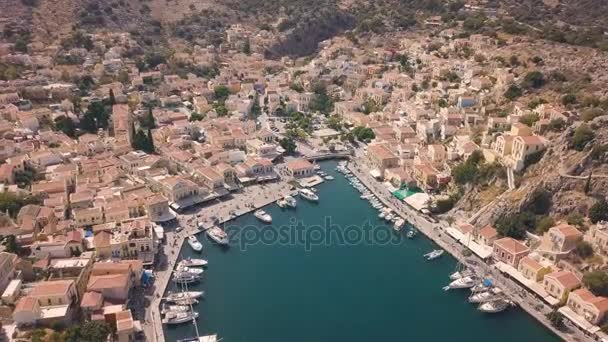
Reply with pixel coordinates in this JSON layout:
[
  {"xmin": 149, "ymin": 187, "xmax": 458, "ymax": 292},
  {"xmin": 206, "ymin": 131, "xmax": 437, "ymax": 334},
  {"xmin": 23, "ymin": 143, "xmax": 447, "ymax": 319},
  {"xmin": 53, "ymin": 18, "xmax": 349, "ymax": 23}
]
[
  {"xmin": 177, "ymin": 335, "xmax": 218, "ymax": 342},
  {"xmin": 443, "ymin": 276, "xmax": 477, "ymax": 290},
  {"xmin": 173, "ymin": 272, "xmax": 201, "ymax": 284},
  {"xmin": 162, "ymin": 310, "xmax": 199, "ymax": 325},
  {"xmin": 424, "ymin": 249, "xmax": 444, "ymax": 260},
  {"xmin": 161, "ymin": 304, "xmax": 190, "ymax": 314},
  {"xmin": 478, "ymin": 299, "xmax": 514, "ymax": 313},
  {"xmin": 284, "ymin": 195, "xmax": 297, "ymax": 208},
  {"xmin": 313, "ymin": 164, "xmax": 321, "ymax": 170},
  {"xmin": 468, "ymin": 288, "xmax": 504, "ymax": 303},
  {"xmin": 378, "ymin": 212, "xmax": 386, "ymax": 219},
  {"xmin": 299, "ymin": 188, "xmax": 319, "ymax": 202},
  {"xmin": 324, "ymin": 175, "xmax": 334, "ymax": 180},
  {"xmin": 187, "ymin": 235, "xmax": 203, "ymax": 252},
  {"xmin": 406, "ymin": 228, "xmax": 417, "ymax": 239},
  {"xmin": 165, "ymin": 291, "xmax": 204, "ymax": 301},
  {"xmin": 384, "ymin": 214, "xmax": 394, "ymax": 222},
  {"xmin": 176, "ymin": 266, "xmax": 204, "ymax": 275},
  {"xmin": 254, "ymin": 209, "xmax": 272, "ymax": 223},
  {"xmin": 207, "ymin": 226, "xmax": 229, "ymax": 245},
  {"xmin": 276, "ymin": 198, "xmax": 287, "ymax": 208},
  {"xmin": 178, "ymin": 258, "xmax": 208, "ymax": 268},
  {"xmin": 450, "ymin": 269, "xmax": 475, "ymax": 281},
  {"xmin": 471, "ymin": 278, "xmax": 495, "ymax": 293},
  {"xmin": 394, "ymin": 218, "xmax": 405, "ymax": 231}
]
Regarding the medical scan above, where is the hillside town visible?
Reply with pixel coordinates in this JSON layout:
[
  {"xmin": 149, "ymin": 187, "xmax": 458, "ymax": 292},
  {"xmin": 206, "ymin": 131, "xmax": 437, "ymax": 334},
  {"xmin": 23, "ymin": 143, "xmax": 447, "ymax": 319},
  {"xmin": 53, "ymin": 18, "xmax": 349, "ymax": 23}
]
[{"xmin": 1, "ymin": 2, "xmax": 608, "ymax": 341}]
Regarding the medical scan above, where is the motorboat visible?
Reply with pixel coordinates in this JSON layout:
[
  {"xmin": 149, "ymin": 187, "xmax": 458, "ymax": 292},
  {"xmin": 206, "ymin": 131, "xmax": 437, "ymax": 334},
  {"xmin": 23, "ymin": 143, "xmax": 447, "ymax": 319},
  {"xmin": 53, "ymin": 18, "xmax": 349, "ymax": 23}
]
[
  {"xmin": 384, "ymin": 214, "xmax": 394, "ymax": 222},
  {"xmin": 478, "ymin": 299, "xmax": 514, "ymax": 313},
  {"xmin": 406, "ymin": 229, "xmax": 417, "ymax": 239},
  {"xmin": 468, "ymin": 288, "xmax": 504, "ymax": 303},
  {"xmin": 276, "ymin": 198, "xmax": 287, "ymax": 208},
  {"xmin": 178, "ymin": 258, "xmax": 208, "ymax": 268},
  {"xmin": 443, "ymin": 276, "xmax": 477, "ymax": 290},
  {"xmin": 378, "ymin": 212, "xmax": 386, "ymax": 219},
  {"xmin": 177, "ymin": 266, "xmax": 204, "ymax": 275},
  {"xmin": 162, "ymin": 310, "xmax": 199, "ymax": 325},
  {"xmin": 450, "ymin": 269, "xmax": 475, "ymax": 281},
  {"xmin": 187, "ymin": 235, "xmax": 203, "ymax": 252},
  {"xmin": 164, "ymin": 291, "xmax": 204, "ymax": 302},
  {"xmin": 394, "ymin": 218, "xmax": 405, "ymax": 231},
  {"xmin": 161, "ymin": 304, "xmax": 190, "ymax": 314},
  {"xmin": 207, "ymin": 226, "xmax": 229, "ymax": 245},
  {"xmin": 299, "ymin": 188, "xmax": 319, "ymax": 202},
  {"xmin": 424, "ymin": 249, "xmax": 444, "ymax": 260},
  {"xmin": 254, "ymin": 209, "xmax": 272, "ymax": 223},
  {"xmin": 284, "ymin": 195, "xmax": 297, "ymax": 208},
  {"xmin": 173, "ymin": 271, "xmax": 201, "ymax": 284},
  {"xmin": 471, "ymin": 278, "xmax": 495, "ymax": 293},
  {"xmin": 324, "ymin": 175, "xmax": 334, "ymax": 180}
]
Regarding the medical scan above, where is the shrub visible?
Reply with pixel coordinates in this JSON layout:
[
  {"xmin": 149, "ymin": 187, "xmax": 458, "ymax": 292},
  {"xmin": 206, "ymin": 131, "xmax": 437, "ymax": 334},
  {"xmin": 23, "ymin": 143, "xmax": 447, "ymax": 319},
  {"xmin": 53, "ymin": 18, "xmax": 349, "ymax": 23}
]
[
  {"xmin": 504, "ymin": 85, "xmax": 522, "ymax": 100},
  {"xmin": 574, "ymin": 241, "xmax": 594, "ymax": 259},
  {"xmin": 589, "ymin": 198, "xmax": 608, "ymax": 224},
  {"xmin": 572, "ymin": 124, "xmax": 595, "ymax": 151}
]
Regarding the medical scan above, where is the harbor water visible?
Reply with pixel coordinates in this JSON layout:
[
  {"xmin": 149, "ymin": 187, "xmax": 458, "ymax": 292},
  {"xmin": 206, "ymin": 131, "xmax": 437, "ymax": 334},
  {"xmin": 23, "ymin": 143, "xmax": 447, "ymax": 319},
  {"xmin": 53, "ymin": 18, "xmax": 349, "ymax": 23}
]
[{"xmin": 164, "ymin": 160, "xmax": 559, "ymax": 342}]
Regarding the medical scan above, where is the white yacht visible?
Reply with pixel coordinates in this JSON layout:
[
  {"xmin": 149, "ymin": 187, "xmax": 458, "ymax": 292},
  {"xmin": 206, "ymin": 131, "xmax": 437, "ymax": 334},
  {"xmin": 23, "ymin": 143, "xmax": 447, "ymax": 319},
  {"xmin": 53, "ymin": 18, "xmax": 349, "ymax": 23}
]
[
  {"xmin": 299, "ymin": 188, "xmax": 319, "ymax": 202},
  {"xmin": 207, "ymin": 226, "xmax": 229, "ymax": 245},
  {"xmin": 450, "ymin": 269, "xmax": 475, "ymax": 281},
  {"xmin": 178, "ymin": 335, "xmax": 219, "ymax": 342},
  {"xmin": 187, "ymin": 235, "xmax": 203, "ymax": 252},
  {"xmin": 162, "ymin": 310, "xmax": 199, "ymax": 325},
  {"xmin": 384, "ymin": 214, "xmax": 394, "ymax": 222},
  {"xmin": 284, "ymin": 195, "xmax": 297, "ymax": 208},
  {"xmin": 478, "ymin": 299, "xmax": 514, "ymax": 313},
  {"xmin": 178, "ymin": 258, "xmax": 208, "ymax": 268},
  {"xmin": 164, "ymin": 291, "xmax": 204, "ymax": 303},
  {"xmin": 378, "ymin": 211, "xmax": 386, "ymax": 219},
  {"xmin": 177, "ymin": 266, "xmax": 204, "ymax": 275},
  {"xmin": 444, "ymin": 276, "xmax": 477, "ymax": 290},
  {"xmin": 276, "ymin": 198, "xmax": 287, "ymax": 208},
  {"xmin": 468, "ymin": 288, "xmax": 503, "ymax": 303},
  {"xmin": 406, "ymin": 228, "xmax": 417, "ymax": 239},
  {"xmin": 324, "ymin": 175, "xmax": 334, "ymax": 180},
  {"xmin": 254, "ymin": 209, "xmax": 272, "ymax": 223},
  {"xmin": 173, "ymin": 271, "xmax": 201, "ymax": 284},
  {"xmin": 161, "ymin": 304, "xmax": 190, "ymax": 314},
  {"xmin": 424, "ymin": 249, "xmax": 444, "ymax": 260}
]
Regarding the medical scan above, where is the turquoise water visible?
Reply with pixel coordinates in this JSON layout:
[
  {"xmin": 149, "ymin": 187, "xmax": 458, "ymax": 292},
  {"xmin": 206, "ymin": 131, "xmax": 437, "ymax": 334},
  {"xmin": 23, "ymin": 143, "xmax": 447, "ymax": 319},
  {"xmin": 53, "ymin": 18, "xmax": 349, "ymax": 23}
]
[{"xmin": 164, "ymin": 160, "xmax": 559, "ymax": 342}]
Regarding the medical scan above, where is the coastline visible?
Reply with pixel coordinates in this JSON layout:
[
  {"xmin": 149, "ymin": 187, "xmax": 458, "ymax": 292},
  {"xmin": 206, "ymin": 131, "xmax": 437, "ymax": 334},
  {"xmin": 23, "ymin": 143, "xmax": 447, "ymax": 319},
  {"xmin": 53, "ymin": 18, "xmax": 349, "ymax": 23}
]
[{"xmin": 345, "ymin": 158, "xmax": 575, "ymax": 341}]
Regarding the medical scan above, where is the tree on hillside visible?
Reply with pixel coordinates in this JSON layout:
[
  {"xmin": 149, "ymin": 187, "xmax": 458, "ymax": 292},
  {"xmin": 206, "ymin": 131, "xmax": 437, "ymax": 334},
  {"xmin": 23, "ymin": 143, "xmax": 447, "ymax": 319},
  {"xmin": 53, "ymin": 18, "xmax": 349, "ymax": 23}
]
[
  {"xmin": 522, "ymin": 71, "xmax": 545, "ymax": 89},
  {"xmin": 54, "ymin": 115, "xmax": 76, "ymax": 137},
  {"xmin": 214, "ymin": 85, "xmax": 230, "ymax": 102},
  {"xmin": 309, "ymin": 82, "xmax": 334, "ymax": 115},
  {"xmin": 279, "ymin": 137, "xmax": 297, "ymax": 154},
  {"xmin": 504, "ymin": 85, "xmax": 522, "ymax": 100},
  {"xmin": 495, "ymin": 211, "xmax": 536, "ymax": 239},
  {"xmin": 572, "ymin": 124, "xmax": 595, "ymax": 151},
  {"xmin": 589, "ymin": 198, "xmax": 608, "ymax": 223}
]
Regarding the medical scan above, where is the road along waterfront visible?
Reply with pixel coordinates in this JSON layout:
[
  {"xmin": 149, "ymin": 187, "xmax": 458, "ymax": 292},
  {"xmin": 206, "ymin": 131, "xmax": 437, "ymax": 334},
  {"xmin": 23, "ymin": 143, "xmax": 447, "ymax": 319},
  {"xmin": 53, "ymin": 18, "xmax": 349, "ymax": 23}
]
[{"xmin": 163, "ymin": 160, "xmax": 560, "ymax": 342}]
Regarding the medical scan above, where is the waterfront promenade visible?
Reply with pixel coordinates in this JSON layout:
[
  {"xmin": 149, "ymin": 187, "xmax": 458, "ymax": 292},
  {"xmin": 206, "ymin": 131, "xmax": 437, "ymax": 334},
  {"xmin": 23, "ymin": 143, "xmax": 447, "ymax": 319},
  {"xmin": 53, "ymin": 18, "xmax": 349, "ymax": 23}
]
[
  {"xmin": 346, "ymin": 157, "xmax": 584, "ymax": 342},
  {"xmin": 143, "ymin": 181, "xmax": 292, "ymax": 342}
]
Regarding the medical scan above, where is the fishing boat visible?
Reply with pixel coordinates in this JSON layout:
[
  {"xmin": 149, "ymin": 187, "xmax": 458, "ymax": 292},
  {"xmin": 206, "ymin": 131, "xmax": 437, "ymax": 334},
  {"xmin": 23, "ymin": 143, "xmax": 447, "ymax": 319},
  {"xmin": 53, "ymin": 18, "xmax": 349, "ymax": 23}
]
[
  {"xmin": 276, "ymin": 198, "xmax": 287, "ymax": 208},
  {"xmin": 424, "ymin": 249, "xmax": 444, "ymax": 260},
  {"xmin": 173, "ymin": 272, "xmax": 201, "ymax": 284},
  {"xmin": 162, "ymin": 310, "xmax": 199, "ymax": 325},
  {"xmin": 284, "ymin": 195, "xmax": 297, "ymax": 208},
  {"xmin": 178, "ymin": 258, "xmax": 208, "ymax": 268},
  {"xmin": 207, "ymin": 226, "xmax": 229, "ymax": 245},
  {"xmin": 254, "ymin": 209, "xmax": 272, "ymax": 223},
  {"xmin": 187, "ymin": 235, "xmax": 203, "ymax": 252},
  {"xmin": 176, "ymin": 266, "xmax": 204, "ymax": 275},
  {"xmin": 299, "ymin": 188, "xmax": 319, "ymax": 202},
  {"xmin": 478, "ymin": 299, "xmax": 514, "ymax": 313},
  {"xmin": 165, "ymin": 291, "xmax": 203, "ymax": 301},
  {"xmin": 406, "ymin": 228, "xmax": 417, "ymax": 239},
  {"xmin": 468, "ymin": 288, "xmax": 504, "ymax": 303},
  {"xmin": 394, "ymin": 218, "xmax": 405, "ymax": 231},
  {"xmin": 443, "ymin": 276, "xmax": 477, "ymax": 290}
]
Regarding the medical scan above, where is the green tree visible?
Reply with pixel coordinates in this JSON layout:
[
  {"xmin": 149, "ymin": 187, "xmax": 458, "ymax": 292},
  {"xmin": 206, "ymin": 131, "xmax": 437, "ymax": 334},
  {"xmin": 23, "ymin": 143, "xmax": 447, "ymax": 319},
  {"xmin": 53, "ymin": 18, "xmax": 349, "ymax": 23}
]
[
  {"xmin": 327, "ymin": 115, "xmax": 342, "ymax": 131},
  {"xmin": 54, "ymin": 115, "xmax": 76, "ymax": 137},
  {"xmin": 141, "ymin": 106, "xmax": 156, "ymax": 129},
  {"xmin": 495, "ymin": 211, "xmax": 536, "ymax": 239},
  {"xmin": 535, "ymin": 216, "xmax": 555, "ymax": 234},
  {"xmin": 581, "ymin": 107, "xmax": 605, "ymax": 122},
  {"xmin": 583, "ymin": 271, "xmax": 608, "ymax": 296},
  {"xmin": 575, "ymin": 241, "xmax": 594, "ymax": 259},
  {"xmin": 214, "ymin": 85, "xmax": 230, "ymax": 102},
  {"xmin": 561, "ymin": 94, "xmax": 577, "ymax": 105},
  {"xmin": 279, "ymin": 137, "xmax": 297, "ymax": 154},
  {"xmin": 522, "ymin": 71, "xmax": 545, "ymax": 89},
  {"xmin": 519, "ymin": 113, "xmax": 540, "ymax": 127},
  {"xmin": 572, "ymin": 124, "xmax": 595, "ymax": 151},
  {"xmin": 132, "ymin": 128, "xmax": 154, "ymax": 153},
  {"xmin": 0, "ymin": 192, "xmax": 42, "ymax": 218},
  {"xmin": 546, "ymin": 310, "xmax": 565, "ymax": 330},
  {"xmin": 64, "ymin": 321, "xmax": 111, "ymax": 342},
  {"xmin": 309, "ymin": 82, "xmax": 334, "ymax": 115},
  {"xmin": 504, "ymin": 85, "xmax": 522, "ymax": 100},
  {"xmin": 351, "ymin": 126, "xmax": 375, "ymax": 142},
  {"xmin": 189, "ymin": 113, "xmax": 204, "ymax": 121},
  {"xmin": 243, "ymin": 39, "xmax": 251, "ymax": 55},
  {"xmin": 548, "ymin": 118, "xmax": 566, "ymax": 132},
  {"xmin": 589, "ymin": 198, "xmax": 608, "ymax": 224},
  {"xmin": 108, "ymin": 88, "xmax": 116, "ymax": 106}
]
